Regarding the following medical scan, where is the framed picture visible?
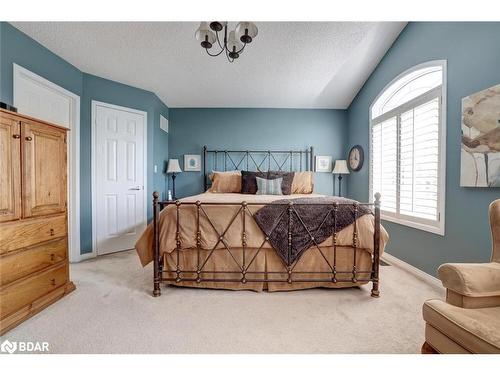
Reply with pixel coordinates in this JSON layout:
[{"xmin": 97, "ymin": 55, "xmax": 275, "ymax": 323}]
[
  {"xmin": 460, "ymin": 83, "xmax": 500, "ymax": 187},
  {"xmin": 184, "ymin": 154, "xmax": 201, "ymax": 172},
  {"xmin": 315, "ymin": 155, "xmax": 332, "ymax": 172}
]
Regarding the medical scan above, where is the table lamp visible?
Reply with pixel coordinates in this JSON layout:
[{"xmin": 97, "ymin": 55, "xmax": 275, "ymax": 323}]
[
  {"xmin": 332, "ymin": 160, "xmax": 350, "ymax": 197},
  {"xmin": 166, "ymin": 159, "xmax": 182, "ymax": 200}
]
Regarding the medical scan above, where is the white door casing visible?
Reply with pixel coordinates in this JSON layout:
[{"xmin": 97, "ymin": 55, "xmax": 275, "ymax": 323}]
[
  {"xmin": 92, "ymin": 101, "xmax": 147, "ymax": 255},
  {"xmin": 12, "ymin": 63, "xmax": 82, "ymax": 262}
]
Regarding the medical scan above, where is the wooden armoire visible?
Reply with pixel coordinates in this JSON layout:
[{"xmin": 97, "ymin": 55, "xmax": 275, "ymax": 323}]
[{"xmin": 0, "ymin": 108, "xmax": 75, "ymax": 334}]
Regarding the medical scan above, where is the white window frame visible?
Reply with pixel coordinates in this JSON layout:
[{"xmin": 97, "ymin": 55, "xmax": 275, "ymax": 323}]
[{"xmin": 369, "ymin": 60, "xmax": 447, "ymax": 236}]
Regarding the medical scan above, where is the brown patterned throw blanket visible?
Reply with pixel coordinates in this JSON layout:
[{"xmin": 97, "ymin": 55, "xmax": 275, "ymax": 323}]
[{"xmin": 253, "ymin": 197, "xmax": 372, "ymax": 265}]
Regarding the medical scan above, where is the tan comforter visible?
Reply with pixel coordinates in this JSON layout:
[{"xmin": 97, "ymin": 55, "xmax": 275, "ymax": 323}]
[{"xmin": 135, "ymin": 192, "xmax": 388, "ymax": 267}]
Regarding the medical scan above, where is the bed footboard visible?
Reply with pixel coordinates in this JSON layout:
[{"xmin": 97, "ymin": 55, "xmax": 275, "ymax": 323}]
[
  {"xmin": 371, "ymin": 192, "xmax": 381, "ymax": 297},
  {"xmin": 153, "ymin": 192, "xmax": 161, "ymax": 297},
  {"xmin": 152, "ymin": 192, "xmax": 382, "ymax": 298}
]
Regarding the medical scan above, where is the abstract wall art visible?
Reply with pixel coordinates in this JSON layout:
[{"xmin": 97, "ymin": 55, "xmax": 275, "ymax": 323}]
[{"xmin": 460, "ymin": 83, "xmax": 500, "ymax": 187}]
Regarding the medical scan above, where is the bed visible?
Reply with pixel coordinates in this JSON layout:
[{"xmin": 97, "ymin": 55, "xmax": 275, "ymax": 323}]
[{"xmin": 135, "ymin": 147, "xmax": 388, "ymax": 297}]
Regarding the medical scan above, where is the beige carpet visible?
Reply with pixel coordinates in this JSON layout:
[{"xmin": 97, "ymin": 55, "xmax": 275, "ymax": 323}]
[{"xmin": 2, "ymin": 250, "xmax": 443, "ymax": 353}]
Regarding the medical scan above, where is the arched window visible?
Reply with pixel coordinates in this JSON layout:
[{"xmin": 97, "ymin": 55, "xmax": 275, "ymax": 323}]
[{"xmin": 369, "ymin": 61, "xmax": 446, "ymax": 235}]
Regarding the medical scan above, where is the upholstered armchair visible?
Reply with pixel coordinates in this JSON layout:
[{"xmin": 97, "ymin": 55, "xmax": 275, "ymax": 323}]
[{"xmin": 422, "ymin": 199, "xmax": 500, "ymax": 353}]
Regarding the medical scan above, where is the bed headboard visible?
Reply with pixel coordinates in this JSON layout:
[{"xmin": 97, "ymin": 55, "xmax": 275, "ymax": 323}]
[{"xmin": 202, "ymin": 146, "xmax": 314, "ymax": 191}]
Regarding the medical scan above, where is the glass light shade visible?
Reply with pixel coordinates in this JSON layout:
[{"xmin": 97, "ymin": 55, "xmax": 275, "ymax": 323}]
[
  {"xmin": 235, "ymin": 22, "xmax": 258, "ymax": 43},
  {"xmin": 227, "ymin": 31, "xmax": 243, "ymax": 52},
  {"xmin": 166, "ymin": 159, "xmax": 182, "ymax": 173},
  {"xmin": 195, "ymin": 22, "xmax": 216, "ymax": 48},
  {"xmin": 332, "ymin": 160, "xmax": 350, "ymax": 174}
]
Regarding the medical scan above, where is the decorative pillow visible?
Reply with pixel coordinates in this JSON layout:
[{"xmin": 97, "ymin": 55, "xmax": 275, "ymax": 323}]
[
  {"xmin": 208, "ymin": 170, "xmax": 241, "ymax": 193},
  {"xmin": 256, "ymin": 177, "xmax": 283, "ymax": 195},
  {"xmin": 291, "ymin": 171, "xmax": 314, "ymax": 194},
  {"xmin": 267, "ymin": 171, "xmax": 294, "ymax": 195},
  {"xmin": 208, "ymin": 170, "xmax": 239, "ymax": 181},
  {"xmin": 241, "ymin": 170, "xmax": 267, "ymax": 194}
]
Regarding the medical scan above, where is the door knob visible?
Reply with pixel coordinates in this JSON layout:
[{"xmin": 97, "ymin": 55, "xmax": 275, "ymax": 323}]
[
  {"xmin": 12, "ymin": 134, "xmax": 21, "ymax": 139},
  {"xmin": 25, "ymin": 136, "xmax": 33, "ymax": 141},
  {"xmin": 129, "ymin": 186, "xmax": 141, "ymax": 190}
]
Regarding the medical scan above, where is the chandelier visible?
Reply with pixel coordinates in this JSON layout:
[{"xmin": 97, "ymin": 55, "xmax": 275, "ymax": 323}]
[{"xmin": 195, "ymin": 22, "xmax": 258, "ymax": 63}]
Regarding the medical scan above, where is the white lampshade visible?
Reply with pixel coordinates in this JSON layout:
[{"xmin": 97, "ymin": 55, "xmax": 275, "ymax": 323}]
[
  {"xmin": 195, "ymin": 22, "xmax": 216, "ymax": 48},
  {"xmin": 332, "ymin": 160, "xmax": 350, "ymax": 175},
  {"xmin": 227, "ymin": 31, "xmax": 243, "ymax": 52},
  {"xmin": 235, "ymin": 22, "xmax": 258, "ymax": 43},
  {"xmin": 166, "ymin": 159, "xmax": 182, "ymax": 174}
]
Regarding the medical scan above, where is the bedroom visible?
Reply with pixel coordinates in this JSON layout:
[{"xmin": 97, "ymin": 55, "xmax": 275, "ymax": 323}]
[{"xmin": 1, "ymin": 0, "xmax": 499, "ymax": 371}]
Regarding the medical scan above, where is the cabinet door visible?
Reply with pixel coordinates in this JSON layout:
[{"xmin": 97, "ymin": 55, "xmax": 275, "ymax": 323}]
[
  {"xmin": 22, "ymin": 120, "xmax": 67, "ymax": 218},
  {"xmin": 0, "ymin": 116, "xmax": 21, "ymax": 222}
]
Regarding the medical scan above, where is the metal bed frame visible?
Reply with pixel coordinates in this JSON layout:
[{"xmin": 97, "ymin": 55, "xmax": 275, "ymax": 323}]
[{"xmin": 151, "ymin": 147, "xmax": 381, "ymax": 298}]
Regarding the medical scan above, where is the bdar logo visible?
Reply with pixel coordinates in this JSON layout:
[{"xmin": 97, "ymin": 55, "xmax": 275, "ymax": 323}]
[{"xmin": 1, "ymin": 339, "xmax": 17, "ymax": 354}]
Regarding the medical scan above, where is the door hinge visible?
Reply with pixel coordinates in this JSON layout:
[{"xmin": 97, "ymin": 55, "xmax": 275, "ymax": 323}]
[{"xmin": 64, "ymin": 135, "xmax": 67, "ymax": 144}]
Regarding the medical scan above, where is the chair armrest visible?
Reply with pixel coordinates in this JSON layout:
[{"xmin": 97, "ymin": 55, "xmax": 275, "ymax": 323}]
[{"xmin": 438, "ymin": 262, "xmax": 500, "ymax": 298}]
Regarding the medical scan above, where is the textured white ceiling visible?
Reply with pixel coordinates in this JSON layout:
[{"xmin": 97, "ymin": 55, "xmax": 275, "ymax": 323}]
[{"xmin": 10, "ymin": 22, "xmax": 406, "ymax": 109}]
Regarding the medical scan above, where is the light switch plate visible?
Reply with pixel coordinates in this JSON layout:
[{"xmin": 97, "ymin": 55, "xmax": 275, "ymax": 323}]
[{"xmin": 154, "ymin": 165, "xmax": 158, "ymax": 173}]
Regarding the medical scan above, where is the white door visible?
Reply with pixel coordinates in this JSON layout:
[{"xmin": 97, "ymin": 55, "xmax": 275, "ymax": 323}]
[
  {"xmin": 13, "ymin": 64, "xmax": 81, "ymax": 262},
  {"xmin": 93, "ymin": 102, "xmax": 147, "ymax": 255}
]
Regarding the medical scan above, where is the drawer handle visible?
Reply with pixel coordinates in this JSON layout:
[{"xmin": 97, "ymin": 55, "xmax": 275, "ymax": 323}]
[
  {"xmin": 50, "ymin": 253, "xmax": 55, "ymax": 261},
  {"xmin": 51, "ymin": 278, "xmax": 56, "ymax": 286},
  {"xmin": 50, "ymin": 229, "xmax": 55, "ymax": 236},
  {"xmin": 13, "ymin": 134, "xmax": 21, "ymax": 139},
  {"xmin": 25, "ymin": 136, "xmax": 33, "ymax": 141}
]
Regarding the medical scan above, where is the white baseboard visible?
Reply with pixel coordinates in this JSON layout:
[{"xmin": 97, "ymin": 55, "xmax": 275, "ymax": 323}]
[
  {"xmin": 382, "ymin": 252, "xmax": 443, "ymax": 289},
  {"xmin": 70, "ymin": 251, "xmax": 97, "ymax": 263}
]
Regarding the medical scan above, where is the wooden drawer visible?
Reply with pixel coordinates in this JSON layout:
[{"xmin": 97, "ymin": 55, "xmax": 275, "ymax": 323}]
[
  {"xmin": 0, "ymin": 238, "xmax": 67, "ymax": 286},
  {"xmin": 0, "ymin": 214, "xmax": 67, "ymax": 255},
  {"xmin": 0, "ymin": 262, "xmax": 68, "ymax": 319}
]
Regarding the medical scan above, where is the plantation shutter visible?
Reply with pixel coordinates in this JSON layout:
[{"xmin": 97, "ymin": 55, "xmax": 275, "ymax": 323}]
[
  {"xmin": 371, "ymin": 95, "xmax": 440, "ymax": 222},
  {"xmin": 399, "ymin": 98, "xmax": 440, "ymax": 221},
  {"xmin": 371, "ymin": 117, "xmax": 397, "ymax": 213}
]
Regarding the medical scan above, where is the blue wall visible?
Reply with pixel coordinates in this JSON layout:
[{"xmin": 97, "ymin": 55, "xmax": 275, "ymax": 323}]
[
  {"xmin": 346, "ymin": 22, "xmax": 500, "ymax": 275},
  {"xmin": 0, "ymin": 22, "xmax": 169, "ymax": 255},
  {"xmin": 0, "ymin": 22, "xmax": 83, "ymax": 103},
  {"xmin": 169, "ymin": 108, "xmax": 348, "ymax": 198}
]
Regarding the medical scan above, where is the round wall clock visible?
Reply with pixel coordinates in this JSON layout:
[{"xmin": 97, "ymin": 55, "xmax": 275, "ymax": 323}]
[{"xmin": 348, "ymin": 145, "xmax": 364, "ymax": 171}]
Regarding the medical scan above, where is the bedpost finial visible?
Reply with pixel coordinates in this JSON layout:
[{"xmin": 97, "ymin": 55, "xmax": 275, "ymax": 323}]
[
  {"xmin": 374, "ymin": 192, "xmax": 381, "ymax": 201},
  {"xmin": 153, "ymin": 191, "xmax": 159, "ymax": 199}
]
